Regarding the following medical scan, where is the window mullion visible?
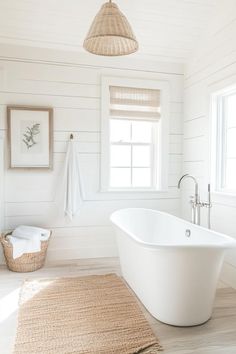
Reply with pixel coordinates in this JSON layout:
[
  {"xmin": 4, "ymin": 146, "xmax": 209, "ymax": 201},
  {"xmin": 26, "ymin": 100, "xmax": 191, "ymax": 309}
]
[
  {"xmin": 221, "ymin": 97, "xmax": 227, "ymax": 189},
  {"xmin": 151, "ymin": 122, "xmax": 157, "ymax": 188},
  {"xmin": 150, "ymin": 143, "xmax": 155, "ymax": 188},
  {"xmin": 216, "ymin": 97, "xmax": 223, "ymax": 190},
  {"xmin": 111, "ymin": 142, "xmax": 150, "ymax": 146}
]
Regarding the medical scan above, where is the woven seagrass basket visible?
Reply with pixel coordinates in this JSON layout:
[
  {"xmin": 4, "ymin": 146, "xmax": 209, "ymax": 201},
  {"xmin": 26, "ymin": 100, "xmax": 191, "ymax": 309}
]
[{"xmin": 0, "ymin": 231, "xmax": 51, "ymax": 272}]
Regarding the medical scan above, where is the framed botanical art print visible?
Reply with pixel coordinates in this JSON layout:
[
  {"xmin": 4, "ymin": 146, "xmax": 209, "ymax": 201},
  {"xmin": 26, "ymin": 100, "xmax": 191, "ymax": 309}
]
[{"xmin": 7, "ymin": 106, "xmax": 53, "ymax": 169}]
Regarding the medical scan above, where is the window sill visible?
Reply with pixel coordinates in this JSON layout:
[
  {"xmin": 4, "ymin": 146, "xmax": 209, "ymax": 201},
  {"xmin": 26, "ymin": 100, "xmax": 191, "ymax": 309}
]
[
  {"xmin": 212, "ymin": 191, "xmax": 236, "ymax": 206},
  {"xmin": 100, "ymin": 188, "xmax": 169, "ymax": 193}
]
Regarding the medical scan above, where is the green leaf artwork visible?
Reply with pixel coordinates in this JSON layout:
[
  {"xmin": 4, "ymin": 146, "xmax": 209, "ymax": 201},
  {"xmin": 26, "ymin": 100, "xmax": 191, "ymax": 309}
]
[{"xmin": 22, "ymin": 123, "xmax": 40, "ymax": 149}]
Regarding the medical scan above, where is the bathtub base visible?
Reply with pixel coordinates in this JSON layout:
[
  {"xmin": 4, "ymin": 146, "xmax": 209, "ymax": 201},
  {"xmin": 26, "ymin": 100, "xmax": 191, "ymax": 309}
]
[{"xmin": 156, "ymin": 316, "xmax": 212, "ymax": 328}]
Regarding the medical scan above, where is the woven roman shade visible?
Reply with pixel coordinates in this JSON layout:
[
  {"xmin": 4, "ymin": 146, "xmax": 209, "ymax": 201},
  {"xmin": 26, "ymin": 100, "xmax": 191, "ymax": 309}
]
[
  {"xmin": 109, "ymin": 86, "xmax": 161, "ymax": 121},
  {"xmin": 83, "ymin": 1, "xmax": 138, "ymax": 56}
]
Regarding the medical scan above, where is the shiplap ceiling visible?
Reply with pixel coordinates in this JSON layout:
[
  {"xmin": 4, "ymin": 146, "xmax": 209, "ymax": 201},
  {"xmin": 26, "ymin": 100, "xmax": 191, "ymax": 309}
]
[{"xmin": 0, "ymin": 0, "xmax": 219, "ymax": 63}]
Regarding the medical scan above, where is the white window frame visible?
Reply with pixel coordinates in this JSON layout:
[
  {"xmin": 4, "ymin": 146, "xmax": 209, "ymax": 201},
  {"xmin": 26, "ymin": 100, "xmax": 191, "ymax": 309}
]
[
  {"xmin": 211, "ymin": 84, "xmax": 236, "ymax": 195},
  {"xmin": 101, "ymin": 76, "xmax": 170, "ymax": 192}
]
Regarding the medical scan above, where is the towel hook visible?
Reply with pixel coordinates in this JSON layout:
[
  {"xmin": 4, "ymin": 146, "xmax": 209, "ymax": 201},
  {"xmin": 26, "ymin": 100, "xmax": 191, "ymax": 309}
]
[{"xmin": 70, "ymin": 133, "xmax": 74, "ymax": 140}]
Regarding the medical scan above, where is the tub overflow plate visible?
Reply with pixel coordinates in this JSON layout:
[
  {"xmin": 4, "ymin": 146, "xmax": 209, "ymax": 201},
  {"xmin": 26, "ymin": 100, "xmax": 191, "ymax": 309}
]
[{"xmin": 185, "ymin": 229, "xmax": 191, "ymax": 237}]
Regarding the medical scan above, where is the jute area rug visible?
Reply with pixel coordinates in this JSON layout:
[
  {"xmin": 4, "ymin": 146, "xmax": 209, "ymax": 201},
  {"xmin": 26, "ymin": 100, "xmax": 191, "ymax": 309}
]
[{"xmin": 14, "ymin": 274, "xmax": 162, "ymax": 354}]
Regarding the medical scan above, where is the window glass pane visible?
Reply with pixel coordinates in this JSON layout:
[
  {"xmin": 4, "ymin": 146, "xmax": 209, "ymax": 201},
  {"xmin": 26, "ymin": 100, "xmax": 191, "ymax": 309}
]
[
  {"xmin": 215, "ymin": 91, "xmax": 236, "ymax": 191},
  {"xmin": 225, "ymin": 159, "xmax": 236, "ymax": 190},
  {"xmin": 225, "ymin": 94, "xmax": 236, "ymax": 128},
  {"xmin": 110, "ymin": 145, "xmax": 131, "ymax": 167},
  {"xmin": 226, "ymin": 128, "xmax": 236, "ymax": 158},
  {"xmin": 110, "ymin": 168, "xmax": 131, "ymax": 187},
  {"xmin": 132, "ymin": 145, "xmax": 151, "ymax": 167},
  {"xmin": 132, "ymin": 168, "xmax": 151, "ymax": 187},
  {"xmin": 132, "ymin": 121, "xmax": 152, "ymax": 142},
  {"xmin": 110, "ymin": 119, "xmax": 130, "ymax": 142}
]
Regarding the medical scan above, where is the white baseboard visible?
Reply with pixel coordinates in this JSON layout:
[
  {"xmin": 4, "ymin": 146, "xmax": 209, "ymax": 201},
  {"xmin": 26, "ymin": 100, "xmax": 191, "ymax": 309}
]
[
  {"xmin": 220, "ymin": 262, "xmax": 236, "ymax": 289},
  {"xmin": 46, "ymin": 245, "xmax": 118, "ymax": 261}
]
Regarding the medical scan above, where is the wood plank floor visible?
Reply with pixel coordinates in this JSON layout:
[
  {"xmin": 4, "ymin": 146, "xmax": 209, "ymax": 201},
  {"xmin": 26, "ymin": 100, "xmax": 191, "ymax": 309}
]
[{"xmin": 0, "ymin": 258, "xmax": 236, "ymax": 354}]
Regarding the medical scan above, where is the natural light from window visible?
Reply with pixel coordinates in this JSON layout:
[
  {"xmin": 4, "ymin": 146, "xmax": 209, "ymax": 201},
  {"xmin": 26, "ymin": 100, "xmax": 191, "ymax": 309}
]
[
  {"xmin": 110, "ymin": 119, "xmax": 156, "ymax": 188},
  {"xmin": 212, "ymin": 88, "xmax": 236, "ymax": 193},
  {"xmin": 0, "ymin": 288, "xmax": 20, "ymax": 323}
]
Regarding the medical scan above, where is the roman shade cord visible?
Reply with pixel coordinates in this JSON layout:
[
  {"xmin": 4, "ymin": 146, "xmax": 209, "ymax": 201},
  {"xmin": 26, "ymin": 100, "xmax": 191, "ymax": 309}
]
[{"xmin": 137, "ymin": 343, "xmax": 163, "ymax": 353}]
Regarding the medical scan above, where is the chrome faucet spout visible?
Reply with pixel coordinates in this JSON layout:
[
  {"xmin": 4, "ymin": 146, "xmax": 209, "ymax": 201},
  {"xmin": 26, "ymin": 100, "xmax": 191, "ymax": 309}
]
[
  {"xmin": 177, "ymin": 174, "xmax": 212, "ymax": 228},
  {"xmin": 178, "ymin": 174, "xmax": 200, "ymax": 225},
  {"xmin": 178, "ymin": 174, "xmax": 199, "ymax": 198}
]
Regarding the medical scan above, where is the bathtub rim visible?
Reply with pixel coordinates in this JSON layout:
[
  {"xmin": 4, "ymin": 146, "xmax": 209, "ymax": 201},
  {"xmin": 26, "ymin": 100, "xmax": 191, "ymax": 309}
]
[{"xmin": 110, "ymin": 208, "xmax": 236, "ymax": 250}]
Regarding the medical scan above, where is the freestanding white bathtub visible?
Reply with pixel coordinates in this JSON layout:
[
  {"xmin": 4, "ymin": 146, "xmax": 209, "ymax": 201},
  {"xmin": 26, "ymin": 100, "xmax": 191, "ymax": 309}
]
[{"xmin": 110, "ymin": 208, "xmax": 236, "ymax": 327}]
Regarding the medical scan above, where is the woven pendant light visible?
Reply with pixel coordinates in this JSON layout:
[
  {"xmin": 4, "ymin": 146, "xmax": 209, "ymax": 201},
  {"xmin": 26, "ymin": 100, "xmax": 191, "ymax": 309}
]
[{"xmin": 83, "ymin": 0, "xmax": 138, "ymax": 56}]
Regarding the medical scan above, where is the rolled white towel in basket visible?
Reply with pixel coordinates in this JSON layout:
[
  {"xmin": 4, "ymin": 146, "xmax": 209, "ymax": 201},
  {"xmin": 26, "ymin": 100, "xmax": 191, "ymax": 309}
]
[
  {"xmin": 12, "ymin": 225, "xmax": 50, "ymax": 240},
  {"xmin": 8, "ymin": 225, "xmax": 50, "ymax": 259}
]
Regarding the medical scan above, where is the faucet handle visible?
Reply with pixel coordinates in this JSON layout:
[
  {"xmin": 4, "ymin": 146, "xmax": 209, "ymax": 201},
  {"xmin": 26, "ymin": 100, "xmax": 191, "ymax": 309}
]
[
  {"xmin": 189, "ymin": 195, "xmax": 195, "ymax": 205},
  {"xmin": 201, "ymin": 201, "xmax": 212, "ymax": 208}
]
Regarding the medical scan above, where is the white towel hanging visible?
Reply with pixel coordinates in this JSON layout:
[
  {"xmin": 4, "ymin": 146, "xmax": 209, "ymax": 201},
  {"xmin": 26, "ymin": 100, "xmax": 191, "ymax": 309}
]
[{"xmin": 63, "ymin": 135, "xmax": 83, "ymax": 220}]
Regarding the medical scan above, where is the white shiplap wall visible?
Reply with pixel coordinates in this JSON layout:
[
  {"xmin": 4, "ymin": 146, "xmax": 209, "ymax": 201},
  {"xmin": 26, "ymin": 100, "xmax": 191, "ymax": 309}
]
[
  {"xmin": 0, "ymin": 44, "xmax": 184, "ymax": 263},
  {"xmin": 183, "ymin": 0, "xmax": 236, "ymax": 287},
  {"xmin": 0, "ymin": 0, "xmax": 218, "ymax": 63}
]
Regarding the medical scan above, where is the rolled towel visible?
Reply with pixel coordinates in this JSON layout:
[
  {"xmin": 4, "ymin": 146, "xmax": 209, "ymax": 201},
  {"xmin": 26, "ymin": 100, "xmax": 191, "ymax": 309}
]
[{"xmin": 34, "ymin": 227, "xmax": 51, "ymax": 241}]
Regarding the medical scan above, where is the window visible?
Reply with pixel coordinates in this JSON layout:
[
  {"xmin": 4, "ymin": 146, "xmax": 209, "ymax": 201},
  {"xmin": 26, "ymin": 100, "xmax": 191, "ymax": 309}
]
[
  {"xmin": 110, "ymin": 119, "xmax": 156, "ymax": 188},
  {"xmin": 211, "ymin": 86, "xmax": 236, "ymax": 193},
  {"xmin": 101, "ymin": 77, "xmax": 170, "ymax": 191}
]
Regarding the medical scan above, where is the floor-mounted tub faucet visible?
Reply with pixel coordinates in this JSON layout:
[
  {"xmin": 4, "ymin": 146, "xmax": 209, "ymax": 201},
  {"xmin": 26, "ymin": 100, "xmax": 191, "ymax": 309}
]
[{"xmin": 178, "ymin": 174, "xmax": 212, "ymax": 228}]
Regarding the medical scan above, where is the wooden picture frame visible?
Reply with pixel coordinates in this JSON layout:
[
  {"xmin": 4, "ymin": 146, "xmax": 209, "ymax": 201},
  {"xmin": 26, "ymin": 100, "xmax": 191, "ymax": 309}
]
[{"xmin": 7, "ymin": 105, "xmax": 53, "ymax": 169}]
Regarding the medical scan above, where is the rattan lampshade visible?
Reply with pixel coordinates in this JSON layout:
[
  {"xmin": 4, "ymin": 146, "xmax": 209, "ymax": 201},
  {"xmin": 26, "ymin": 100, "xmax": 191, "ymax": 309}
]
[{"xmin": 83, "ymin": 0, "xmax": 138, "ymax": 56}]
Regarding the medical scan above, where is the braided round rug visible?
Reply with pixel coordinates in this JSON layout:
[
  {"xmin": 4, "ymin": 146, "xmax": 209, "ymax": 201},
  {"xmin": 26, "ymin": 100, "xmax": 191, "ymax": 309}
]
[{"xmin": 14, "ymin": 273, "xmax": 162, "ymax": 354}]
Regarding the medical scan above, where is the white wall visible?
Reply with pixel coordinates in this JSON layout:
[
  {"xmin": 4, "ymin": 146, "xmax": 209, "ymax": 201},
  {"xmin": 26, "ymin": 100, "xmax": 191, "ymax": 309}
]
[
  {"xmin": 0, "ymin": 130, "xmax": 4, "ymax": 234},
  {"xmin": 0, "ymin": 44, "xmax": 184, "ymax": 263},
  {"xmin": 183, "ymin": 0, "xmax": 236, "ymax": 287}
]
